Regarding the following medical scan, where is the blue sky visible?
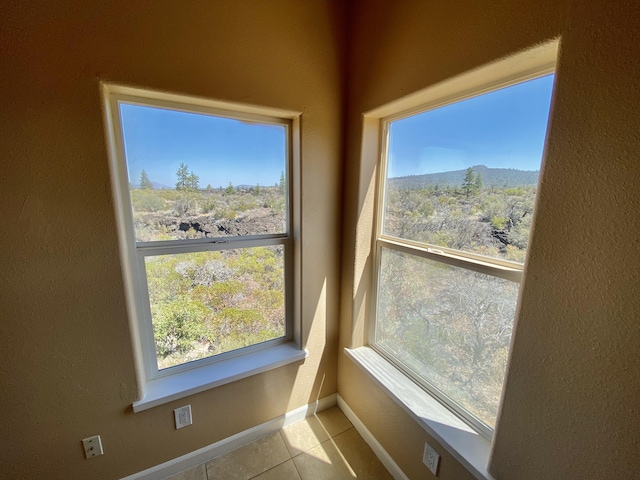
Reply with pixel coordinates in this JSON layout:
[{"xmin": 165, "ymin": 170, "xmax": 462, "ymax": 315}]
[
  {"xmin": 119, "ymin": 104, "xmax": 286, "ymax": 188},
  {"xmin": 120, "ymin": 74, "xmax": 554, "ymax": 188},
  {"xmin": 387, "ymin": 74, "xmax": 555, "ymax": 178}
]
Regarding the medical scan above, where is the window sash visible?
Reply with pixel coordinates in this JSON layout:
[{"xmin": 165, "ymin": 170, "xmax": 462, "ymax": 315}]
[
  {"xmin": 370, "ymin": 238, "xmax": 519, "ymax": 438},
  {"xmin": 135, "ymin": 236, "xmax": 294, "ymax": 380},
  {"xmin": 120, "ymin": 105, "xmax": 293, "ymax": 246}
]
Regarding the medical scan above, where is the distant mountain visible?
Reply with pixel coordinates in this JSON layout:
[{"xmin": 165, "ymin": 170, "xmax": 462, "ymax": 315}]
[
  {"xmin": 152, "ymin": 182, "xmax": 172, "ymax": 190},
  {"xmin": 388, "ymin": 165, "xmax": 539, "ymax": 190}
]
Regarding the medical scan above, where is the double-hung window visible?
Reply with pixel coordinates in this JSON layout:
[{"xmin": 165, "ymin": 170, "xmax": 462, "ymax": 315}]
[
  {"xmin": 372, "ymin": 70, "xmax": 555, "ymax": 437},
  {"xmin": 102, "ymin": 84, "xmax": 302, "ymax": 410}
]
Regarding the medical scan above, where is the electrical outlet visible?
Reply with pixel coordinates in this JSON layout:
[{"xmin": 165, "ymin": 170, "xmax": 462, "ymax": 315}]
[
  {"xmin": 174, "ymin": 405, "xmax": 192, "ymax": 429},
  {"xmin": 82, "ymin": 435, "xmax": 104, "ymax": 459},
  {"xmin": 423, "ymin": 442, "xmax": 440, "ymax": 476}
]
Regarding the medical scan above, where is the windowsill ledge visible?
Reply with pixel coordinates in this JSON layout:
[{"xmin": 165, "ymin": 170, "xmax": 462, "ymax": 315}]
[
  {"xmin": 345, "ymin": 346, "xmax": 495, "ymax": 480},
  {"xmin": 133, "ymin": 343, "xmax": 308, "ymax": 412}
]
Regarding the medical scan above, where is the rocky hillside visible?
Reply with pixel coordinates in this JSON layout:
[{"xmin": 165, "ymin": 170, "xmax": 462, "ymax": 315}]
[{"xmin": 388, "ymin": 165, "xmax": 539, "ymax": 190}]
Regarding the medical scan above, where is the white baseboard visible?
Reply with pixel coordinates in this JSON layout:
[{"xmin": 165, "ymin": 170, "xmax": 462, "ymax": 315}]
[
  {"xmin": 121, "ymin": 393, "xmax": 337, "ymax": 480},
  {"xmin": 337, "ymin": 394, "xmax": 410, "ymax": 480}
]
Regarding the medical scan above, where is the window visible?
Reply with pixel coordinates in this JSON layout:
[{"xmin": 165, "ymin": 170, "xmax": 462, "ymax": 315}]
[
  {"xmin": 102, "ymin": 84, "xmax": 303, "ymax": 410},
  {"xmin": 372, "ymin": 72, "xmax": 555, "ymax": 437}
]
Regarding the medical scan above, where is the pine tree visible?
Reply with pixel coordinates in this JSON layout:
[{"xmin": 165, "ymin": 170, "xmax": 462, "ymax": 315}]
[
  {"xmin": 474, "ymin": 172, "xmax": 483, "ymax": 192},
  {"xmin": 176, "ymin": 163, "xmax": 200, "ymax": 191},
  {"xmin": 176, "ymin": 163, "xmax": 190, "ymax": 190},
  {"xmin": 187, "ymin": 172, "xmax": 200, "ymax": 191},
  {"xmin": 462, "ymin": 167, "xmax": 478, "ymax": 198},
  {"xmin": 139, "ymin": 169, "xmax": 153, "ymax": 189}
]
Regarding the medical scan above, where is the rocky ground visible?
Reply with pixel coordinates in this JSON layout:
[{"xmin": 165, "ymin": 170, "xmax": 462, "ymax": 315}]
[{"xmin": 135, "ymin": 207, "xmax": 286, "ymax": 241}]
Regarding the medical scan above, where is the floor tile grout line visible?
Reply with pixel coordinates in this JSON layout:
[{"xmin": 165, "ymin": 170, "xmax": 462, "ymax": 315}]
[
  {"xmin": 178, "ymin": 407, "xmax": 355, "ymax": 480},
  {"xmin": 201, "ymin": 458, "xmax": 209, "ymax": 480},
  {"xmin": 278, "ymin": 429, "xmax": 296, "ymax": 460},
  {"xmin": 318, "ymin": 429, "xmax": 359, "ymax": 477},
  {"xmin": 247, "ymin": 457, "xmax": 293, "ymax": 480},
  {"xmin": 258, "ymin": 410, "xmax": 352, "ymax": 479},
  {"xmin": 286, "ymin": 414, "xmax": 353, "ymax": 480},
  {"xmin": 246, "ymin": 431, "xmax": 293, "ymax": 480},
  {"xmin": 290, "ymin": 457, "xmax": 303, "ymax": 480}
]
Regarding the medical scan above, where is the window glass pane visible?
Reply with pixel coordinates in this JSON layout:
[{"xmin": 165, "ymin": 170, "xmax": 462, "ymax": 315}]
[
  {"xmin": 375, "ymin": 247, "xmax": 519, "ymax": 427},
  {"xmin": 120, "ymin": 104, "xmax": 287, "ymax": 242},
  {"xmin": 145, "ymin": 246, "xmax": 285, "ymax": 370},
  {"xmin": 383, "ymin": 74, "xmax": 554, "ymax": 262}
]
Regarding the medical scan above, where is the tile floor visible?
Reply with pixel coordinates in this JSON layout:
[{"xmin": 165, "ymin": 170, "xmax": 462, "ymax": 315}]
[{"xmin": 166, "ymin": 406, "xmax": 393, "ymax": 480}]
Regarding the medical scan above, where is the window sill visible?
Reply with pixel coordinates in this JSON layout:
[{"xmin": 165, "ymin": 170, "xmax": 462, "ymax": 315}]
[
  {"xmin": 345, "ymin": 346, "xmax": 495, "ymax": 480},
  {"xmin": 133, "ymin": 343, "xmax": 308, "ymax": 412}
]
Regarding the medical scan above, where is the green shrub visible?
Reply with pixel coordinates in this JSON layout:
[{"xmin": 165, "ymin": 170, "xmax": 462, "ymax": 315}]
[
  {"xmin": 505, "ymin": 245, "xmax": 527, "ymax": 263},
  {"xmin": 130, "ymin": 190, "xmax": 165, "ymax": 212},
  {"xmin": 152, "ymin": 297, "xmax": 208, "ymax": 358},
  {"xmin": 491, "ymin": 216, "xmax": 507, "ymax": 229},
  {"xmin": 173, "ymin": 193, "xmax": 199, "ymax": 216},
  {"xmin": 202, "ymin": 197, "xmax": 218, "ymax": 214}
]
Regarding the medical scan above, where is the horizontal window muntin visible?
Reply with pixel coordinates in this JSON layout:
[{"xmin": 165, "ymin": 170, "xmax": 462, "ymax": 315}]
[
  {"xmin": 135, "ymin": 234, "xmax": 289, "ymax": 256},
  {"xmin": 135, "ymin": 233, "xmax": 288, "ymax": 249},
  {"xmin": 377, "ymin": 237, "xmax": 523, "ymax": 281}
]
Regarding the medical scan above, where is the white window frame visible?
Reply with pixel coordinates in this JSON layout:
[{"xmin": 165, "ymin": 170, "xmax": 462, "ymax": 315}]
[
  {"xmin": 369, "ymin": 59, "xmax": 556, "ymax": 439},
  {"xmin": 101, "ymin": 83, "xmax": 305, "ymax": 411}
]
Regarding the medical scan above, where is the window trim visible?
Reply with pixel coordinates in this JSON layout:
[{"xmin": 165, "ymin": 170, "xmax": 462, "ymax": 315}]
[
  {"xmin": 101, "ymin": 83, "xmax": 304, "ymax": 408},
  {"xmin": 365, "ymin": 45, "xmax": 557, "ymax": 440},
  {"xmin": 345, "ymin": 346, "xmax": 494, "ymax": 480}
]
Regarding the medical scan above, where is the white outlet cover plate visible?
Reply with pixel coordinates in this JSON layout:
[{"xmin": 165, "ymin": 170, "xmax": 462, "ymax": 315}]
[
  {"xmin": 174, "ymin": 405, "xmax": 192, "ymax": 429},
  {"xmin": 423, "ymin": 442, "xmax": 440, "ymax": 476},
  {"xmin": 82, "ymin": 435, "xmax": 104, "ymax": 459}
]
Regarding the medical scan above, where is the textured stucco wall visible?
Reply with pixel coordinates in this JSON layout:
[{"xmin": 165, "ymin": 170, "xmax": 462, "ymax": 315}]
[
  {"xmin": 0, "ymin": 1, "xmax": 345, "ymax": 478},
  {"xmin": 340, "ymin": 1, "xmax": 640, "ymax": 479},
  {"xmin": 490, "ymin": 2, "xmax": 640, "ymax": 478}
]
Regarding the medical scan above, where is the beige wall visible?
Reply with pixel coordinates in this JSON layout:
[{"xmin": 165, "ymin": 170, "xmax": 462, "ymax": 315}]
[
  {"xmin": 340, "ymin": 1, "xmax": 640, "ymax": 479},
  {"xmin": 491, "ymin": 2, "xmax": 640, "ymax": 478},
  {"xmin": 0, "ymin": 1, "xmax": 345, "ymax": 478}
]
